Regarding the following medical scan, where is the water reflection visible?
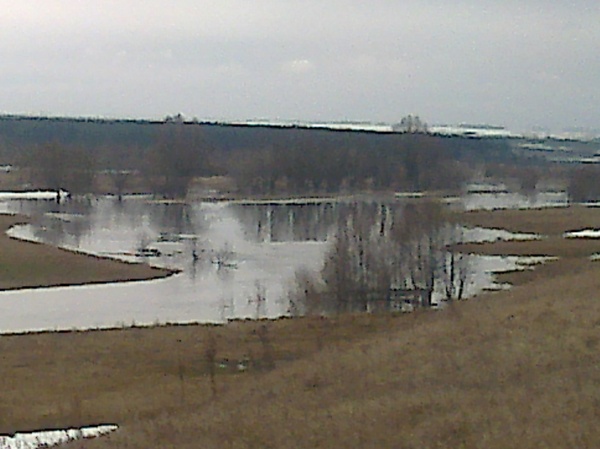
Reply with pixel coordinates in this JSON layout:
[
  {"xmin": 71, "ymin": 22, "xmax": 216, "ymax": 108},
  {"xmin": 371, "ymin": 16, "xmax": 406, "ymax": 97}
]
[
  {"xmin": 234, "ymin": 201, "xmax": 338, "ymax": 242},
  {"xmin": 0, "ymin": 192, "xmax": 562, "ymax": 333},
  {"xmin": 0, "ymin": 197, "xmax": 335, "ymax": 332}
]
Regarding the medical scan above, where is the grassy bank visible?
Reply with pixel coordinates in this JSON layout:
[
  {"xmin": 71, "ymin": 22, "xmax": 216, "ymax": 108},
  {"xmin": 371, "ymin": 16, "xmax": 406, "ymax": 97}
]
[
  {"xmin": 1, "ymin": 206, "xmax": 599, "ymax": 448},
  {"xmin": 0, "ymin": 214, "xmax": 173, "ymax": 290}
]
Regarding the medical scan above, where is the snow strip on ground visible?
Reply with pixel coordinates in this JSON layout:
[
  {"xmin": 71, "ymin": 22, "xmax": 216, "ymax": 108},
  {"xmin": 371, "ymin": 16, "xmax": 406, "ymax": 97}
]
[
  {"xmin": 0, "ymin": 424, "xmax": 117, "ymax": 449},
  {"xmin": 564, "ymin": 229, "xmax": 600, "ymax": 238}
]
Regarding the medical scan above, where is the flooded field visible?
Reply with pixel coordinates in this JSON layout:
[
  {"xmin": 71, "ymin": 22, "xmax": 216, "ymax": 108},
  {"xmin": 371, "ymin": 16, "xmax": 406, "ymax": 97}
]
[{"xmin": 0, "ymin": 192, "xmax": 564, "ymax": 333}]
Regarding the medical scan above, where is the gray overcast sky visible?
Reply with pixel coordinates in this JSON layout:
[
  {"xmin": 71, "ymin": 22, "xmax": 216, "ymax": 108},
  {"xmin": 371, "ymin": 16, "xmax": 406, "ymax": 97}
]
[{"xmin": 1, "ymin": 1, "xmax": 599, "ymax": 131}]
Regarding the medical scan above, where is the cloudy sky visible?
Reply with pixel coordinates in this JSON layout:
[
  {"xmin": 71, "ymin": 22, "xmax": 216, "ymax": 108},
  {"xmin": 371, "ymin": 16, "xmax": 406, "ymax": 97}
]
[{"xmin": 2, "ymin": 1, "xmax": 599, "ymax": 131}]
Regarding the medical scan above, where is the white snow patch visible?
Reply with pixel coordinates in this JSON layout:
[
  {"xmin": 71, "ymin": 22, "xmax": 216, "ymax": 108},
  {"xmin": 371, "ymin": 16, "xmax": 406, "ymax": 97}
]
[
  {"xmin": 232, "ymin": 120, "xmax": 393, "ymax": 133},
  {"xmin": 466, "ymin": 182, "xmax": 508, "ymax": 193},
  {"xmin": 512, "ymin": 256, "xmax": 557, "ymax": 267},
  {"xmin": 0, "ymin": 424, "xmax": 117, "ymax": 449},
  {"xmin": 429, "ymin": 125, "xmax": 514, "ymax": 138},
  {"xmin": 0, "ymin": 190, "xmax": 70, "ymax": 201},
  {"xmin": 394, "ymin": 192, "xmax": 424, "ymax": 198},
  {"xmin": 462, "ymin": 227, "xmax": 541, "ymax": 243},
  {"xmin": 44, "ymin": 212, "xmax": 85, "ymax": 222},
  {"xmin": 564, "ymin": 229, "xmax": 600, "ymax": 238},
  {"xmin": 228, "ymin": 197, "xmax": 338, "ymax": 205}
]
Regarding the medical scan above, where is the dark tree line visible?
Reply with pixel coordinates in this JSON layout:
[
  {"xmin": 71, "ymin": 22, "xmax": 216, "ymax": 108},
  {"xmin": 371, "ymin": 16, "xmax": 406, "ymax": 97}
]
[
  {"xmin": 228, "ymin": 133, "xmax": 469, "ymax": 196},
  {"xmin": 1, "ymin": 114, "xmax": 525, "ymax": 200},
  {"xmin": 21, "ymin": 142, "xmax": 96, "ymax": 195},
  {"xmin": 143, "ymin": 123, "xmax": 213, "ymax": 198},
  {"xmin": 8, "ymin": 116, "xmax": 543, "ymax": 199},
  {"xmin": 16, "ymin": 126, "xmax": 476, "ymax": 198},
  {"xmin": 17, "ymin": 123, "xmax": 213, "ymax": 198}
]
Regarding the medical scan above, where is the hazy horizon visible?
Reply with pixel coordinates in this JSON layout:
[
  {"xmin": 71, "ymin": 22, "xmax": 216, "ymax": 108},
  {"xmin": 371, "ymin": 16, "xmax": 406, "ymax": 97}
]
[{"xmin": 2, "ymin": 1, "xmax": 599, "ymax": 133}]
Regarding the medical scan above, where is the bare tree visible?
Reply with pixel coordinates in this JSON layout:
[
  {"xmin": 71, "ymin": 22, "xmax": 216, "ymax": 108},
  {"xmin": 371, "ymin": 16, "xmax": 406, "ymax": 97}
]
[
  {"xmin": 112, "ymin": 170, "xmax": 132, "ymax": 200},
  {"xmin": 25, "ymin": 142, "xmax": 96, "ymax": 195},
  {"xmin": 439, "ymin": 225, "xmax": 470, "ymax": 302},
  {"xmin": 320, "ymin": 222, "xmax": 357, "ymax": 313},
  {"xmin": 292, "ymin": 200, "xmax": 471, "ymax": 315},
  {"xmin": 146, "ymin": 123, "xmax": 208, "ymax": 198},
  {"xmin": 249, "ymin": 280, "xmax": 267, "ymax": 319},
  {"xmin": 393, "ymin": 115, "xmax": 428, "ymax": 133},
  {"xmin": 394, "ymin": 201, "xmax": 447, "ymax": 306},
  {"xmin": 568, "ymin": 165, "xmax": 600, "ymax": 203},
  {"xmin": 29, "ymin": 142, "xmax": 70, "ymax": 192}
]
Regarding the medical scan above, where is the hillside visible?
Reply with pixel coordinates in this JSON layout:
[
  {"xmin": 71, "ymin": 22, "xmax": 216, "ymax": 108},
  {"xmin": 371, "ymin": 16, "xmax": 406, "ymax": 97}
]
[{"xmin": 1, "ymin": 206, "xmax": 599, "ymax": 448}]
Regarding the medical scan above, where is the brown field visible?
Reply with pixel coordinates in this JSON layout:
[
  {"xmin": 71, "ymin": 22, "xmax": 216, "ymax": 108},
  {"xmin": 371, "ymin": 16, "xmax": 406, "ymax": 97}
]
[
  {"xmin": 461, "ymin": 205, "xmax": 600, "ymax": 235},
  {"xmin": 0, "ymin": 214, "xmax": 173, "ymax": 290},
  {"xmin": 1, "ymin": 206, "xmax": 599, "ymax": 448}
]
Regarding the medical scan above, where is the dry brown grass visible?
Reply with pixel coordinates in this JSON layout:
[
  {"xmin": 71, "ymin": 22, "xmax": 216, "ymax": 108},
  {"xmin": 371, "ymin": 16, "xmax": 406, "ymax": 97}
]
[
  {"xmin": 461, "ymin": 205, "xmax": 600, "ymax": 236},
  {"xmin": 1, "ymin": 206, "xmax": 599, "ymax": 448},
  {"xmin": 0, "ymin": 214, "xmax": 173, "ymax": 290},
  {"xmin": 0, "ymin": 315, "xmax": 406, "ymax": 433}
]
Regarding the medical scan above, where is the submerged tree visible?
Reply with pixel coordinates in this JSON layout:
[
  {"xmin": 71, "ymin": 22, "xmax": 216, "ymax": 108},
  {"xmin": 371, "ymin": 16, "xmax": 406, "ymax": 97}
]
[
  {"xmin": 292, "ymin": 200, "xmax": 471, "ymax": 315},
  {"xmin": 438, "ymin": 226, "xmax": 470, "ymax": 302}
]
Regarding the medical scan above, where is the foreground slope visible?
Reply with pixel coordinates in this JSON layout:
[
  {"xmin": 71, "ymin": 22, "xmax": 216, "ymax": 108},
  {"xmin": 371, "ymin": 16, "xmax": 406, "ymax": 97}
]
[{"xmin": 0, "ymin": 207, "xmax": 598, "ymax": 448}]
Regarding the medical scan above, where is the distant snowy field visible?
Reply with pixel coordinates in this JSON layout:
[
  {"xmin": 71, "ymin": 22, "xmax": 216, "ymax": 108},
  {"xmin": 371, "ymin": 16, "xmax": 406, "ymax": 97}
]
[
  {"xmin": 230, "ymin": 120, "xmax": 523, "ymax": 138},
  {"xmin": 231, "ymin": 119, "xmax": 393, "ymax": 133},
  {"xmin": 225, "ymin": 119, "xmax": 600, "ymax": 140}
]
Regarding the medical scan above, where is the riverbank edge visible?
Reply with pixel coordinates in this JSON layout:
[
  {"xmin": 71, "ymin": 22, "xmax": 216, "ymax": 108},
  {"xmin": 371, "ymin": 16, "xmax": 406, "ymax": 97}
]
[{"xmin": 0, "ymin": 213, "xmax": 178, "ymax": 292}]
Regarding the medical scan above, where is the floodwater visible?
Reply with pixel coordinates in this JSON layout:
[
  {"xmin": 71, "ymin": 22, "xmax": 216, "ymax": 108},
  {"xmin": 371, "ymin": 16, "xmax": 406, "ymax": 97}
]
[
  {"xmin": 0, "ymin": 192, "xmax": 561, "ymax": 333},
  {"xmin": 1, "ymin": 196, "xmax": 331, "ymax": 332}
]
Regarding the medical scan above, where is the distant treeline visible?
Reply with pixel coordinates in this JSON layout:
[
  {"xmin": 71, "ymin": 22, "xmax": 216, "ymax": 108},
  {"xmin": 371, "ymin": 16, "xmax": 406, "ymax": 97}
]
[{"xmin": 0, "ymin": 115, "xmax": 524, "ymax": 197}]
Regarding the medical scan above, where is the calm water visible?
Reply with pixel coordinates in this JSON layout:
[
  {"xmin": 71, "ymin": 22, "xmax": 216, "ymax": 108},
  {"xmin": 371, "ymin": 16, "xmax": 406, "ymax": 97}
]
[
  {"xmin": 1, "ymin": 196, "xmax": 336, "ymax": 332},
  {"xmin": 0, "ymin": 192, "xmax": 564, "ymax": 333}
]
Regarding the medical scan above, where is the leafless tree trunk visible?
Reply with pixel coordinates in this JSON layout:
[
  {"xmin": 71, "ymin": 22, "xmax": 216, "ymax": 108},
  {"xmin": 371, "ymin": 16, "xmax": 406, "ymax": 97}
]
[{"xmin": 292, "ymin": 200, "xmax": 471, "ymax": 315}]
